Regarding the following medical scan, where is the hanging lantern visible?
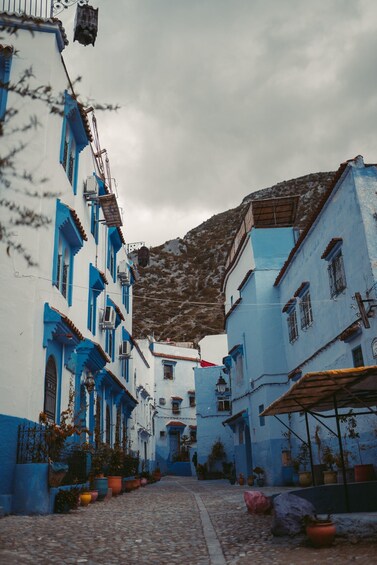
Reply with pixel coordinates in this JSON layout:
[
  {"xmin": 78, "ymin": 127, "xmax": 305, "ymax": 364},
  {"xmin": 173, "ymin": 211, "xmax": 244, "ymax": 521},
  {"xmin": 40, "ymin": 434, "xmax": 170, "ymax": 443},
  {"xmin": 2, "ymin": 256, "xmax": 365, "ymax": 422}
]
[
  {"xmin": 73, "ymin": 4, "xmax": 99, "ymax": 47},
  {"xmin": 138, "ymin": 246, "xmax": 150, "ymax": 268}
]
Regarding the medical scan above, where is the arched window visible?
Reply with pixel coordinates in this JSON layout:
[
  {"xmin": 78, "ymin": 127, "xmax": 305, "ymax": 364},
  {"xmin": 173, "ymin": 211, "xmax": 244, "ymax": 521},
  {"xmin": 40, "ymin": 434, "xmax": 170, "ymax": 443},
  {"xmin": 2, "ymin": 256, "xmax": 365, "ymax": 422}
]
[
  {"xmin": 44, "ymin": 355, "xmax": 57, "ymax": 422},
  {"xmin": 106, "ymin": 405, "xmax": 111, "ymax": 445}
]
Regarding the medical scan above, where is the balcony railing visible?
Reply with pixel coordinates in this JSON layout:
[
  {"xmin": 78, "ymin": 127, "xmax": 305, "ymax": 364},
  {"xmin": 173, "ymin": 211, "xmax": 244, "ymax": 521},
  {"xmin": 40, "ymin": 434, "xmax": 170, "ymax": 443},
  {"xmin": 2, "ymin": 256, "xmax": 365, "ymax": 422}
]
[{"xmin": 1, "ymin": 0, "xmax": 53, "ymax": 18}]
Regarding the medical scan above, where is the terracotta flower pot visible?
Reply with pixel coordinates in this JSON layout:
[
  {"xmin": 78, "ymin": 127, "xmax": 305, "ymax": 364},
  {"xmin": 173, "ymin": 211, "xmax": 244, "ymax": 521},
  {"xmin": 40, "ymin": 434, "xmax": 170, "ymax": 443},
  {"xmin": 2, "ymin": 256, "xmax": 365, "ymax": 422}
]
[
  {"xmin": 90, "ymin": 490, "xmax": 98, "ymax": 503},
  {"xmin": 107, "ymin": 476, "xmax": 122, "ymax": 496},
  {"xmin": 323, "ymin": 470, "xmax": 337, "ymax": 484},
  {"xmin": 299, "ymin": 471, "xmax": 312, "ymax": 487},
  {"xmin": 306, "ymin": 521, "xmax": 336, "ymax": 547},
  {"xmin": 354, "ymin": 464, "xmax": 375, "ymax": 482}
]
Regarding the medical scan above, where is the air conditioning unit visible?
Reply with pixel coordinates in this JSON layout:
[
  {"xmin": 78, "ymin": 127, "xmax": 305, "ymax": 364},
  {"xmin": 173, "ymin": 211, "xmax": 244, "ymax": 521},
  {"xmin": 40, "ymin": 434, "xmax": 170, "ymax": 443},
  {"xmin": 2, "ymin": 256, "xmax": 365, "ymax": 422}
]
[
  {"xmin": 117, "ymin": 260, "xmax": 130, "ymax": 285},
  {"xmin": 119, "ymin": 340, "xmax": 132, "ymax": 358},
  {"xmin": 100, "ymin": 306, "xmax": 116, "ymax": 329},
  {"xmin": 83, "ymin": 176, "xmax": 99, "ymax": 200}
]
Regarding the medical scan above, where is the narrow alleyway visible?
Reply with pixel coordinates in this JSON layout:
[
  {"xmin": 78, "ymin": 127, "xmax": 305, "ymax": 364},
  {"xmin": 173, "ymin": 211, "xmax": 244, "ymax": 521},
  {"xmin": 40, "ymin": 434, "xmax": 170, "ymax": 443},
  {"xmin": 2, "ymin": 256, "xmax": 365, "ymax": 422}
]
[{"xmin": 0, "ymin": 477, "xmax": 375, "ymax": 565}]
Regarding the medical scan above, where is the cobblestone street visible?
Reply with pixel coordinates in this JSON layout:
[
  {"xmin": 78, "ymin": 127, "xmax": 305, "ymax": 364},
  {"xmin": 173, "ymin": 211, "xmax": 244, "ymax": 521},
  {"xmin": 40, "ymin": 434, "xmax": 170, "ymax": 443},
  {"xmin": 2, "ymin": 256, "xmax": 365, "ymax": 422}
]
[{"xmin": 0, "ymin": 477, "xmax": 376, "ymax": 565}]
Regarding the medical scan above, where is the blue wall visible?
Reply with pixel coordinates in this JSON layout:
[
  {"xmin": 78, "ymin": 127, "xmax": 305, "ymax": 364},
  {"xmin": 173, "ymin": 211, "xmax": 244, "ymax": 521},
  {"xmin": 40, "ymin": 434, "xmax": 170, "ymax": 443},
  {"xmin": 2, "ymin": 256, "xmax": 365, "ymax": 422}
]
[{"xmin": 194, "ymin": 365, "xmax": 234, "ymax": 472}]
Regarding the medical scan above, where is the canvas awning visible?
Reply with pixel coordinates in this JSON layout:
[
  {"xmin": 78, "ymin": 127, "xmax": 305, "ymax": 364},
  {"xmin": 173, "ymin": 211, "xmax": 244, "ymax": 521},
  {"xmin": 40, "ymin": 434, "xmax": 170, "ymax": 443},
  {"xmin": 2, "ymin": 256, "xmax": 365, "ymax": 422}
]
[{"xmin": 261, "ymin": 366, "xmax": 377, "ymax": 417}]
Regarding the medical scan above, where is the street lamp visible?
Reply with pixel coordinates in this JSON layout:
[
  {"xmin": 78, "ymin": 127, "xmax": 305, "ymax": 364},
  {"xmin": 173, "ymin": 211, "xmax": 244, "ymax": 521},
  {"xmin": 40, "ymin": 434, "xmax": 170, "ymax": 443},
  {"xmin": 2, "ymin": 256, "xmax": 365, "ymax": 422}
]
[{"xmin": 215, "ymin": 375, "xmax": 227, "ymax": 394}]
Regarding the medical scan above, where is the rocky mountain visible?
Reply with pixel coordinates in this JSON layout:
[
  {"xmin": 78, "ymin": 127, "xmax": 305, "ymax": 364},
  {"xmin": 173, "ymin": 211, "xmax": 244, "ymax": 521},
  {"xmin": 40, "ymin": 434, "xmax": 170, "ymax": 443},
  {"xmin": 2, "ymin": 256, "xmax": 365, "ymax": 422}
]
[{"xmin": 131, "ymin": 171, "xmax": 336, "ymax": 345}]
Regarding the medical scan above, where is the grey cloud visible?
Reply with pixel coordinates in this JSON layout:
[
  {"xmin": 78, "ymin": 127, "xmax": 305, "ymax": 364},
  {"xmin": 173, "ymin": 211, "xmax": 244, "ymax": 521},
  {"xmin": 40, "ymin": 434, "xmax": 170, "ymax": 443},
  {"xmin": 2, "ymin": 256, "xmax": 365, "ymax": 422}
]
[{"xmin": 62, "ymin": 0, "xmax": 377, "ymax": 245}]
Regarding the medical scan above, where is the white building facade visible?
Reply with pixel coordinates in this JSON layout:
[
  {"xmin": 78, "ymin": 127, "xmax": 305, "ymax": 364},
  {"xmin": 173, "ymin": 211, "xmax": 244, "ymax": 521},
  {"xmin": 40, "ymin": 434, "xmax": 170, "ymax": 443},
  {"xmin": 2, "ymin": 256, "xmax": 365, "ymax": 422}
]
[{"xmin": 0, "ymin": 11, "xmax": 138, "ymax": 514}]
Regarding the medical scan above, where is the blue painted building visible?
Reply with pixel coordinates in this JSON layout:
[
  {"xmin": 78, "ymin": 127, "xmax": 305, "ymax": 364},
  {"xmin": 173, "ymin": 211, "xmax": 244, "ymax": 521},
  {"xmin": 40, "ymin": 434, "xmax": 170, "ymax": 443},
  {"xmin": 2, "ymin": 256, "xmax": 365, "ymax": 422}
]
[
  {"xmin": 0, "ymin": 10, "xmax": 138, "ymax": 513},
  {"xmin": 222, "ymin": 157, "xmax": 377, "ymax": 485}
]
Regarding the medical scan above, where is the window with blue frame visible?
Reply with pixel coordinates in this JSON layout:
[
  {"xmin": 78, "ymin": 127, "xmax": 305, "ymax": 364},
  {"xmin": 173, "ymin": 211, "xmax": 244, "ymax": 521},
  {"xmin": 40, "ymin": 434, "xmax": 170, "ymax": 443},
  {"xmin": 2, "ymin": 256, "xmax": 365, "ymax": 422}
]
[
  {"xmin": 104, "ymin": 296, "xmax": 124, "ymax": 361},
  {"xmin": 88, "ymin": 264, "xmax": 106, "ymax": 335},
  {"xmin": 52, "ymin": 200, "xmax": 86, "ymax": 305},
  {"xmin": 60, "ymin": 91, "xmax": 89, "ymax": 194},
  {"xmin": 106, "ymin": 328, "xmax": 115, "ymax": 361},
  {"xmin": 0, "ymin": 46, "xmax": 13, "ymax": 122},
  {"xmin": 107, "ymin": 228, "xmax": 123, "ymax": 282},
  {"xmin": 121, "ymin": 327, "xmax": 133, "ymax": 381},
  {"xmin": 122, "ymin": 284, "xmax": 130, "ymax": 313},
  {"xmin": 90, "ymin": 202, "xmax": 100, "ymax": 243},
  {"xmin": 89, "ymin": 176, "xmax": 106, "ymax": 243}
]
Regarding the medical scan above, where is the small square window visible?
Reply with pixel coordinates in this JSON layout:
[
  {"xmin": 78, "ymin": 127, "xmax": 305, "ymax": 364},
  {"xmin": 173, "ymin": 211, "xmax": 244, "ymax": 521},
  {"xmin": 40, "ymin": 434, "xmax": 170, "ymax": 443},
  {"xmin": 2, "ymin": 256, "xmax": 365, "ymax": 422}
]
[
  {"xmin": 164, "ymin": 364, "xmax": 174, "ymax": 380},
  {"xmin": 172, "ymin": 401, "xmax": 180, "ymax": 415},
  {"xmin": 287, "ymin": 309, "xmax": 298, "ymax": 343},
  {"xmin": 160, "ymin": 431, "xmax": 166, "ymax": 438},
  {"xmin": 328, "ymin": 250, "xmax": 347, "ymax": 297},
  {"xmin": 189, "ymin": 395, "xmax": 196, "ymax": 407},
  {"xmin": 217, "ymin": 397, "xmax": 231, "ymax": 412},
  {"xmin": 352, "ymin": 345, "xmax": 364, "ymax": 368},
  {"xmin": 300, "ymin": 291, "xmax": 313, "ymax": 329},
  {"xmin": 259, "ymin": 404, "xmax": 265, "ymax": 427}
]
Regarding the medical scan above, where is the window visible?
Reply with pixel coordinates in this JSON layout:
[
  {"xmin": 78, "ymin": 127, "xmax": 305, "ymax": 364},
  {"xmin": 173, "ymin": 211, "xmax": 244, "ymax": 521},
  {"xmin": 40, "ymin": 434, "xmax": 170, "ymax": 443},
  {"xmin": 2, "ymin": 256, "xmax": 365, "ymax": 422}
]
[
  {"xmin": 287, "ymin": 308, "xmax": 298, "ymax": 343},
  {"xmin": 163, "ymin": 363, "xmax": 174, "ymax": 380},
  {"xmin": 106, "ymin": 328, "xmax": 115, "ymax": 361},
  {"xmin": 172, "ymin": 401, "xmax": 180, "ymax": 415},
  {"xmin": 217, "ymin": 397, "xmax": 231, "ymax": 411},
  {"xmin": 122, "ymin": 284, "xmax": 130, "ymax": 313},
  {"xmin": 189, "ymin": 394, "xmax": 196, "ymax": 407},
  {"xmin": 189, "ymin": 429, "xmax": 197, "ymax": 443},
  {"xmin": 90, "ymin": 202, "xmax": 100, "ymax": 243},
  {"xmin": 352, "ymin": 345, "xmax": 364, "ymax": 368},
  {"xmin": 87, "ymin": 264, "xmax": 105, "ymax": 335},
  {"xmin": 60, "ymin": 92, "xmax": 89, "ymax": 193},
  {"xmin": 300, "ymin": 290, "xmax": 313, "ymax": 329},
  {"xmin": 0, "ymin": 46, "xmax": 13, "ymax": 121},
  {"xmin": 107, "ymin": 227, "xmax": 123, "ymax": 282},
  {"xmin": 328, "ymin": 250, "xmax": 346, "ymax": 297},
  {"xmin": 259, "ymin": 404, "xmax": 265, "ymax": 427},
  {"xmin": 121, "ymin": 357, "xmax": 130, "ymax": 382},
  {"xmin": 160, "ymin": 431, "xmax": 166, "ymax": 438},
  {"xmin": 52, "ymin": 200, "xmax": 86, "ymax": 306},
  {"xmin": 43, "ymin": 355, "xmax": 57, "ymax": 422}
]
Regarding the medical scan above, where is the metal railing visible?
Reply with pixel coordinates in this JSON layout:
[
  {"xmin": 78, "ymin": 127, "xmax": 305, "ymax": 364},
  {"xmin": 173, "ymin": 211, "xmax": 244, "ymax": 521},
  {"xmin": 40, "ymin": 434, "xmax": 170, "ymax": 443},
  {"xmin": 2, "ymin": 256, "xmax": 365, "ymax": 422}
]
[
  {"xmin": 17, "ymin": 422, "xmax": 88, "ymax": 484},
  {"xmin": 1, "ymin": 1, "xmax": 53, "ymax": 18},
  {"xmin": 0, "ymin": 1, "xmax": 88, "ymax": 18}
]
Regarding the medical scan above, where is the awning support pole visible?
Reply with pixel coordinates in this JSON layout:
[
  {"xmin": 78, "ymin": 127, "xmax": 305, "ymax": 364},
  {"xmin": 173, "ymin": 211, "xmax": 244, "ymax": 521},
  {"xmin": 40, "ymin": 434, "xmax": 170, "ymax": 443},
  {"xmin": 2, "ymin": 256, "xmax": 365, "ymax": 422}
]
[
  {"xmin": 333, "ymin": 394, "xmax": 350, "ymax": 512},
  {"xmin": 273, "ymin": 414, "xmax": 307, "ymax": 445},
  {"xmin": 304, "ymin": 411, "xmax": 315, "ymax": 486}
]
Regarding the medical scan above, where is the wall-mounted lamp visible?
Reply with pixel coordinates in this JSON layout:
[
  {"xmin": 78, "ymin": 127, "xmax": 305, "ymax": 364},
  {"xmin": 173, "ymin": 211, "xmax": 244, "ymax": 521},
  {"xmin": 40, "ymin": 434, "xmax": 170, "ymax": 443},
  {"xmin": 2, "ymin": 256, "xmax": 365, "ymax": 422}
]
[
  {"xmin": 84, "ymin": 372, "xmax": 95, "ymax": 394},
  {"xmin": 215, "ymin": 374, "xmax": 227, "ymax": 394}
]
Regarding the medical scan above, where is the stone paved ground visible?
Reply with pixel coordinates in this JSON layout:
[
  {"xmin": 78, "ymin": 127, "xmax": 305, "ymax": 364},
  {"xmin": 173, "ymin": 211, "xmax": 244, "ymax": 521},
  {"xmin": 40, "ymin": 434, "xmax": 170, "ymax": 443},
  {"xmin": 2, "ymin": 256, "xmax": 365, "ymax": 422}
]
[{"xmin": 0, "ymin": 476, "xmax": 376, "ymax": 565}]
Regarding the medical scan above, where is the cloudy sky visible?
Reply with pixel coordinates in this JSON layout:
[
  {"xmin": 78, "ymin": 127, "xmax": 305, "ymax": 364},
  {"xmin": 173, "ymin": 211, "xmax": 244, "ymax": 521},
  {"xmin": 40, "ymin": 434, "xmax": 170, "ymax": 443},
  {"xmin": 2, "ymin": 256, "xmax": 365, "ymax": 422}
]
[{"xmin": 61, "ymin": 0, "xmax": 377, "ymax": 247}]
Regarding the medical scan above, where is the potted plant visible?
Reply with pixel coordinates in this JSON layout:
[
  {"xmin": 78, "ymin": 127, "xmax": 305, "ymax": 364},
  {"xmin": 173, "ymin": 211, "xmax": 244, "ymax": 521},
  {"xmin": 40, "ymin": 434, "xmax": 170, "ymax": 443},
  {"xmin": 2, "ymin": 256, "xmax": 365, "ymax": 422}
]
[
  {"xmin": 107, "ymin": 445, "xmax": 124, "ymax": 495},
  {"xmin": 253, "ymin": 467, "xmax": 265, "ymax": 487},
  {"xmin": 54, "ymin": 487, "xmax": 80, "ymax": 514},
  {"xmin": 297, "ymin": 443, "xmax": 312, "ymax": 487},
  {"xmin": 91, "ymin": 443, "xmax": 112, "ymax": 500},
  {"xmin": 153, "ymin": 466, "xmax": 161, "ymax": 481},
  {"xmin": 304, "ymin": 514, "xmax": 336, "ymax": 547},
  {"xmin": 334, "ymin": 450, "xmax": 354, "ymax": 483},
  {"xmin": 247, "ymin": 474, "xmax": 255, "ymax": 487},
  {"xmin": 238, "ymin": 472, "xmax": 245, "ymax": 486},
  {"xmin": 322, "ymin": 446, "xmax": 337, "ymax": 484}
]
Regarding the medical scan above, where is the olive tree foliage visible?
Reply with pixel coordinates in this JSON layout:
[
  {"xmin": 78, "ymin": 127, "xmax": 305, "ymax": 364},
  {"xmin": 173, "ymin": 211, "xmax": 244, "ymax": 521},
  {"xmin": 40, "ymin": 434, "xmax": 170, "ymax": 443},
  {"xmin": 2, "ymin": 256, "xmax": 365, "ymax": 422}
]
[{"xmin": 0, "ymin": 22, "xmax": 118, "ymax": 266}]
